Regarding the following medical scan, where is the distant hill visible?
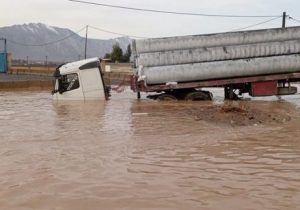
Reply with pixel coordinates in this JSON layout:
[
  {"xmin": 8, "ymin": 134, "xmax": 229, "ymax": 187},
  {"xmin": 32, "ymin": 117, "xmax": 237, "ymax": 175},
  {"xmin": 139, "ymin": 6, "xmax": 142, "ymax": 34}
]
[{"xmin": 0, "ymin": 23, "xmax": 131, "ymax": 62}]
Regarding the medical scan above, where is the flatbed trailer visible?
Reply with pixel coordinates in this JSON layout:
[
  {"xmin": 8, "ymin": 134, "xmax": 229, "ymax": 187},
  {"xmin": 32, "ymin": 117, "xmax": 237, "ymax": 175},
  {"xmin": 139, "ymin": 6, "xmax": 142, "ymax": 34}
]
[
  {"xmin": 131, "ymin": 72, "xmax": 300, "ymax": 100},
  {"xmin": 131, "ymin": 26, "xmax": 300, "ymax": 100}
]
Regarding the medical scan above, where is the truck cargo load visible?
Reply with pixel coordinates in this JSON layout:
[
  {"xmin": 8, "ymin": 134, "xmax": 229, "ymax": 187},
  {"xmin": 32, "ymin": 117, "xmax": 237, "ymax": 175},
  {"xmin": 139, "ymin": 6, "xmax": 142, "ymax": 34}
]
[{"xmin": 133, "ymin": 27, "xmax": 300, "ymax": 85}]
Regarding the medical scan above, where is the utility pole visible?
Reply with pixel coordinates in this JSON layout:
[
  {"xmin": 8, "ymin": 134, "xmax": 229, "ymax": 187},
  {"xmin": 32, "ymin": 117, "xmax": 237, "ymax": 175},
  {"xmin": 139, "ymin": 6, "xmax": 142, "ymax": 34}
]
[
  {"xmin": 4, "ymin": 39, "xmax": 7, "ymax": 53},
  {"xmin": 282, "ymin": 12, "xmax": 286, "ymax": 28},
  {"xmin": 84, "ymin": 25, "xmax": 88, "ymax": 59}
]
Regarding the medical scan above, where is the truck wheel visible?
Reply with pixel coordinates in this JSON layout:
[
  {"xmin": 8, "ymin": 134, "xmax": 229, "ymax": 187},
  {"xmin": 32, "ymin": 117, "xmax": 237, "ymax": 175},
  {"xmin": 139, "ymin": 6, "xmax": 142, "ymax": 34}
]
[
  {"xmin": 277, "ymin": 86, "xmax": 298, "ymax": 95},
  {"xmin": 185, "ymin": 91, "xmax": 212, "ymax": 101},
  {"xmin": 157, "ymin": 94, "xmax": 178, "ymax": 101}
]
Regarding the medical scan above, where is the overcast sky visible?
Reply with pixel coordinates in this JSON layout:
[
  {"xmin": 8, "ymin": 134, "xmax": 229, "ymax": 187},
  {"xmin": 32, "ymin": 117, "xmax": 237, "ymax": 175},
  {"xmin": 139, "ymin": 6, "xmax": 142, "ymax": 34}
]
[{"xmin": 1, "ymin": 0, "xmax": 300, "ymax": 39}]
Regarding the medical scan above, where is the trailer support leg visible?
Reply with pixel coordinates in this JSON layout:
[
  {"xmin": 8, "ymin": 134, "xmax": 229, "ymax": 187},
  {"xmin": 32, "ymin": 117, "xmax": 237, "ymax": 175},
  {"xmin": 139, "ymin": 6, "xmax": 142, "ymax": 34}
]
[
  {"xmin": 224, "ymin": 86, "xmax": 240, "ymax": 100},
  {"xmin": 137, "ymin": 91, "xmax": 141, "ymax": 99}
]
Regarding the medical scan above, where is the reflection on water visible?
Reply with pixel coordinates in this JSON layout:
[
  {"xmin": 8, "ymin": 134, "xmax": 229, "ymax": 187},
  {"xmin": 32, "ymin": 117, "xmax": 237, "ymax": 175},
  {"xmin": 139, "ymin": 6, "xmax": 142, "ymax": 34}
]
[{"xmin": 0, "ymin": 89, "xmax": 300, "ymax": 210}]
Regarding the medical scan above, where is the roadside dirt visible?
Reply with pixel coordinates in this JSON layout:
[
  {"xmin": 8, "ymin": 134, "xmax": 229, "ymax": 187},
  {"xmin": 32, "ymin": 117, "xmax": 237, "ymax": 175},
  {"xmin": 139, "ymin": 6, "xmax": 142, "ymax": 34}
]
[{"xmin": 190, "ymin": 104, "xmax": 292, "ymax": 127}]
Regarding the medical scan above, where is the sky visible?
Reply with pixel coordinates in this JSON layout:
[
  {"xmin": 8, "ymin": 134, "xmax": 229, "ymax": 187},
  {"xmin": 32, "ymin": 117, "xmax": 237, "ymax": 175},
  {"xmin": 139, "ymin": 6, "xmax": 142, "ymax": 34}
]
[{"xmin": 1, "ymin": 0, "xmax": 300, "ymax": 39}]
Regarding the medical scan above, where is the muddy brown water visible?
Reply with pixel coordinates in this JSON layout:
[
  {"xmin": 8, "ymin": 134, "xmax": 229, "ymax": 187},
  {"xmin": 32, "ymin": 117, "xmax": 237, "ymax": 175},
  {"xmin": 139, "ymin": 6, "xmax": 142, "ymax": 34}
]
[{"xmin": 0, "ymin": 89, "xmax": 300, "ymax": 210}]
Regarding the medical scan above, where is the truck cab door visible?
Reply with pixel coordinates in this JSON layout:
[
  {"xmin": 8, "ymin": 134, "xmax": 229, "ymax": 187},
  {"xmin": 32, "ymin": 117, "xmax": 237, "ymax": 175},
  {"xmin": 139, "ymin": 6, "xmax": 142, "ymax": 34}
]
[{"xmin": 79, "ymin": 67, "xmax": 106, "ymax": 100}]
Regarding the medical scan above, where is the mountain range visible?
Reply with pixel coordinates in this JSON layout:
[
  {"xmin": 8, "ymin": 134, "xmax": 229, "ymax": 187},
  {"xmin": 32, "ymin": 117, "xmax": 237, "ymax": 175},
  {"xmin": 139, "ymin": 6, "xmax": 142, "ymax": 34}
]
[{"xmin": 0, "ymin": 23, "xmax": 131, "ymax": 62}]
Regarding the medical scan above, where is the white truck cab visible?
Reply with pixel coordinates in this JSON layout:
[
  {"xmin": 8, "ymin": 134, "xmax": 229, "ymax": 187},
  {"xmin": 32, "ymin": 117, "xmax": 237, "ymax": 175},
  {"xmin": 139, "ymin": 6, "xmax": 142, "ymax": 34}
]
[{"xmin": 52, "ymin": 58, "xmax": 109, "ymax": 100}]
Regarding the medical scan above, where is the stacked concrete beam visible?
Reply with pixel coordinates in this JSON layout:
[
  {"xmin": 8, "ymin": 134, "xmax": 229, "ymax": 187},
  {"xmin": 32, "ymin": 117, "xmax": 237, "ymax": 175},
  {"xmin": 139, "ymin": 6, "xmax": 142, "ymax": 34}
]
[
  {"xmin": 133, "ymin": 27, "xmax": 300, "ymax": 54},
  {"xmin": 136, "ymin": 40, "xmax": 300, "ymax": 67},
  {"xmin": 133, "ymin": 27, "xmax": 300, "ymax": 85}
]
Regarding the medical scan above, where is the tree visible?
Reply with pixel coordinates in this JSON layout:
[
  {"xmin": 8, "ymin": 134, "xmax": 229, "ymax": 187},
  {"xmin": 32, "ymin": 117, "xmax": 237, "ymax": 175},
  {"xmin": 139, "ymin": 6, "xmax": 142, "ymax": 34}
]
[
  {"xmin": 122, "ymin": 44, "xmax": 132, "ymax": 62},
  {"xmin": 104, "ymin": 53, "xmax": 111, "ymax": 59},
  {"xmin": 110, "ymin": 43, "xmax": 123, "ymax": 62},
  {"xmin": 104, "ymin": 44, "xmax": 132, "ymax": 63}
]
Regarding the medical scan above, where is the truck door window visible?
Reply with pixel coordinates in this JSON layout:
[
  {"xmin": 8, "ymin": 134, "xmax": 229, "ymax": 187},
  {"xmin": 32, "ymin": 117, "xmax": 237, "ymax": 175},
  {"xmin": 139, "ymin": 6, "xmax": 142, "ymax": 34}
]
[{"xmin": 59, "ymin": 73, "xmax": 80, "ymax": 93}]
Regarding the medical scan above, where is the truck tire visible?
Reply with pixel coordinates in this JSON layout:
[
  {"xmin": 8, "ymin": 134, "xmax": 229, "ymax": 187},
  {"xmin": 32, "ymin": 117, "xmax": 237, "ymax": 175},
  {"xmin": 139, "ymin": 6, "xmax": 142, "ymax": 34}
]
[
  {"xmin": 277, "ymin": 86, "xmax": 298, "ymax": 95},
  {"xmin": 185, "ymin": 91, "xmax": 212, "ymax": 101},
  {"xmin": 157, "ymin": 94, "xmax": 178, "ymax": 101}
]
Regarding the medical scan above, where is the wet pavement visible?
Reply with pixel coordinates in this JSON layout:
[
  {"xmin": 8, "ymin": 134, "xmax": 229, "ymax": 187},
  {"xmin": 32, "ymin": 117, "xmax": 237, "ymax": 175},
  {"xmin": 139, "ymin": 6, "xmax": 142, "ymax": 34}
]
[{"xmin": 0, "ymin": 89, "xmax": 299, "ymax": 210}]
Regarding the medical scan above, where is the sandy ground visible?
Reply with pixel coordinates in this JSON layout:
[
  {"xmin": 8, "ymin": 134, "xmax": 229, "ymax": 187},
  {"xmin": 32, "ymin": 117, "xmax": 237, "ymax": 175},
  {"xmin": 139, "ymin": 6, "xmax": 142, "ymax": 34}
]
[{"xmin": 190, "ymin": 103, "xmax": 292, "ymax": 126}]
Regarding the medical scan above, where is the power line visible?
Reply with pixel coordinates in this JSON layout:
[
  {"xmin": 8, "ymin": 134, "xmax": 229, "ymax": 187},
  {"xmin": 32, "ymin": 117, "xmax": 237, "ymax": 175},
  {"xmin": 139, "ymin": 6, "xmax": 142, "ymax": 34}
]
[
  {"xmin": 68, "ymin": 0, "xmax": 280, "ymax": 18},
  {"xmin": 91, "ymin": 16, "xmax": 281, "ymax": 39},
  {"xmin": 89, "ymin": 25, "xmax": 148, "ymax": 39},
  {"xmin": 289, "ymin": 17, "xmax": 300, "ymax": 24},
  {"xmin": 5, "ymin": 26, "xmax": 86, "ymax": 47},
  {"xmin": 2, "ymin": 15, "xmax": 290, "ymax": 49},
  {"xmin": 230, "ymin": 16, "xmax": 282, "ymax": 32}
]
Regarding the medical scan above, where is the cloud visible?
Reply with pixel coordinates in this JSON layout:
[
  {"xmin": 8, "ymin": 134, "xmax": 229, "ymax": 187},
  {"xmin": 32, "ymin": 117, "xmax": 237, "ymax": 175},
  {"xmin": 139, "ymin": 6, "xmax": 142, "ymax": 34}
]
[{"xmin": 0, "ymin": 0, "xmax": 299, "ymax": 39}]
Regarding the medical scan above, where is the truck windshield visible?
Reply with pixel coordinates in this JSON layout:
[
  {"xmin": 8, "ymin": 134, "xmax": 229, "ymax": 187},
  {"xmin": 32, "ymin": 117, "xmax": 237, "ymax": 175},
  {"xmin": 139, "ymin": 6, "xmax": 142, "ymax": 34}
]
[{"xmin": 58, "ymin": 73, "xmax": 80, "ymax": 93}]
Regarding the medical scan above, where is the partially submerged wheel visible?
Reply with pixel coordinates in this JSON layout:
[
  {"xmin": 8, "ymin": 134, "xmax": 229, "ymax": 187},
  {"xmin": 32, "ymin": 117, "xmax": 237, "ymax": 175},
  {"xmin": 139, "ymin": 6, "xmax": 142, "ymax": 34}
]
[
  {"xmin": 185, "ymin": 91, "xmax": 213, "ymax": 101},
  {"xmin": 277, "ymin": 87, "xmax": 298, "ymax": 95},
  {"xmin": 157, "ymin": 94, "xmax": 178, "ymax": 101}
]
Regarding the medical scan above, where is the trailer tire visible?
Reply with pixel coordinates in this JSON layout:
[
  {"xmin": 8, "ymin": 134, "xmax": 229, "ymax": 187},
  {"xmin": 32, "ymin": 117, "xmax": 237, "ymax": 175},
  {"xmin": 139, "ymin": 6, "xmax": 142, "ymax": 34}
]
[
  {"xmin": 157, "ymin": 94, "xmax": 178, "ymax": 101},
  {"xmin": 185, "ymin": 91, "xmax": 212, "ymax": 101},
  {"xmin": 277, "ymin": 86, "xmax": 298, "ymax": 95}
]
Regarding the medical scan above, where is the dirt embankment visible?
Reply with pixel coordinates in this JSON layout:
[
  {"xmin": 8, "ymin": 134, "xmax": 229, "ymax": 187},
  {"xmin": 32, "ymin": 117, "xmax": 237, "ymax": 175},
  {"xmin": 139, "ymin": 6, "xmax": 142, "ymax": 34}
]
[{"xmin": 190, "ymin": 104, "xmax": 292, "ymax": 126}]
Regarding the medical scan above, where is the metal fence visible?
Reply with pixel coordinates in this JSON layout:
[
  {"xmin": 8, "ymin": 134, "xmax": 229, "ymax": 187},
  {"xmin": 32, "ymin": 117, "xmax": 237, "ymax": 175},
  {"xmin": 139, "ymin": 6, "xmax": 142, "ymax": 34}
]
[{"xmin": 12, "ymin": 58, "xmax": 62, "ymax": 67}]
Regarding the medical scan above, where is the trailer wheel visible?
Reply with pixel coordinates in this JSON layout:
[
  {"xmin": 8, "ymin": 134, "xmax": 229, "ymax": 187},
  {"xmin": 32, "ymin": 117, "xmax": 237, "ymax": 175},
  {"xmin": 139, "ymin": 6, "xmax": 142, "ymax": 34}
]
[
  {"xmin": 277, "ymin": 86, "xmax": 298, "ymax": 95},
  {"xmin": 185, "ymin": 91, "xmax": 212, "ymax": 101},
  {"xmin": 157, "ymin": 94, "xmax": 178, "ymax": 101}
]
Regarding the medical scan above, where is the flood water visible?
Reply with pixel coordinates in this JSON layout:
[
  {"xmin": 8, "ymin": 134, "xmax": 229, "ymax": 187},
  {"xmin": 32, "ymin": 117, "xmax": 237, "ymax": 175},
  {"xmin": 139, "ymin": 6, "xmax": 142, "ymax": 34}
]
[{"xmin": 0, "ymin": 89, "xmax": 300, "ymax": 210}]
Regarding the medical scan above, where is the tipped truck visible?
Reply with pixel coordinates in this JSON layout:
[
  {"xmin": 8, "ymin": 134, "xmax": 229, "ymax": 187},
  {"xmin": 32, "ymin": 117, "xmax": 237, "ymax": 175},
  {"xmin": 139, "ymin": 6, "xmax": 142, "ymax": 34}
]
[
  {"xmin": 52, "ymin": 27, "xmax": 300, "ymax": 101},
  {"xmin": 131, "ymin": 26, "xmax": 300, "ymax": 100},
  {"xmin": 52, "ymin": 58, "xmax": 110, "ymax": 100}
]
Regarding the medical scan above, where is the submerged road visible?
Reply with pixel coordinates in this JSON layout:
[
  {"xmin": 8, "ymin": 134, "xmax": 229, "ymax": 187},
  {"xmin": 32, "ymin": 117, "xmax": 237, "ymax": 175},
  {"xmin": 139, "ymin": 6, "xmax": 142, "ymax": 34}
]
[{"xmin": 0, "ymin": 89, "xmax": 299, "ymax": 210}]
